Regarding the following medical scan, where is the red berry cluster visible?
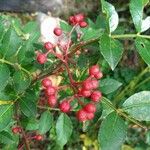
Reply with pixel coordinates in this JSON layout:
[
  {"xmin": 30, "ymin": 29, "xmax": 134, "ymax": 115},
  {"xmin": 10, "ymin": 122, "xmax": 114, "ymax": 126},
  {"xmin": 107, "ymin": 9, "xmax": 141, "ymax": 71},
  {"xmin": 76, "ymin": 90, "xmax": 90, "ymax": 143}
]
[
  {"xmin": 42, "ymin": 78, "xmax": 57, "ymax": 107},
  {"xmin": 40, "ymin": 65, "xmax": 103, "ymax": 122},
  {"xmin": 41, "ymin": 77, "xmax": 72, "ymax": 112},
  {"xmin": 36, "ymin": 13, "xmax": 88, "ymax": 65},
  {"xmin": 12, "ymin": 126, "xmax": 43, "ymax": 141},
  {"xmin": 36, "ymin": 27, "xmax": 64, "ymax": 64},
  {"xmin": 69, "ymin": 13, "xmax": 88, "ymax": 28},
  {"xmin": 76, "ymin": 103, "xmax": 96, "ymax": 122},
  {"xmin": 76, "ymin": 65, "xmax": 103, "ymax": 122},
  {"xmin": 36, "ymin": 13, "xmax": 102, "ymax": 122}
]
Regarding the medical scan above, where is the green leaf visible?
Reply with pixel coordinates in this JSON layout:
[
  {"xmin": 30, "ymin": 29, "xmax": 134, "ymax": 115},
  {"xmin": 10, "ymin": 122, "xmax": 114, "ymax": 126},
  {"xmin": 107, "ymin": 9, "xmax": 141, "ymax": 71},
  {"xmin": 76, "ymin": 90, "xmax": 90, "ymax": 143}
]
[
  {"xmin": 13, "ymin": 71, "xmax": 31, "ymax": 93},
  {"xmin": 98, "ymin": 112, "xmax": 127, "ymax": 150},
  {"xmin": 101, "ymin": 97, "xmax": 114, "ymax": 118},
  {"xmin": 0, "ymin": 131, "xmax": 15, "ymax": 144},
  {"xmin": 60, "ymin": 21, "xmax": 72, "ymax": 32},
  {"xmin": 82, "ymin": 28, "xmax": 104, "ymax": 41},
  {"xmin": 77, "ymin": 54, "xmax": 88, "ymax": 69},
  {"xmin": 135, "ymin": 38, "xmax": 150, "ymax": 65},
  {"xmin": 19, "ymin": 97, "xmax": 37, "ymax": 117},
  {"xmin": 17, "ymin": 34, "xmax": 39, "ymax": 64},
  {"xmin": 23, "ymin": 22, "xmax": 40, "ymax": 46},
  {"xmin": 95, "ymin": 15, "xmax": 106, "ymax": 29},
  {"xmin": 101, "ymin": 1, "xmax": 119, "ymax": 32},
  {"xmin": 146, "ymin": 130, "xmax": 150, "ymax": 145},
  {"xmin": 0, "ymin": 27, "xmax": 21, "ymax": 58},
  {"xmin": 123, "ymin": 91, "xmax": 150, "ymax": 121},
  {"xmin": 17, "ymin": 21, "xmax": 40, "ymax": 64},
  {"xmin": 33, "ymin": 43, "xmax": 45, "ymax": 51},
  {"xmin": 38, "ymin": 111, "xmax": 53, "ymax": 134},
  {"xmin": 0, "ymin": 91, "xmax": 12, "ymax": 101},
  {"xmin": 21, "ymin": 117, "xmax": 39, "ymax": 131},
  {"xmin": 0, "ymin": 19, "xmax": 5, "ymax": 41},
  {"xmin": 12, "ymin": 18, "xmax": 24, "ymax": 37},
  {"xmin": 56, "ymin": 113, "xmax": 73, "ymax": 148},
  {"xmin": 130, "ymin": 0, "xmax": 149, "ymax": 32},
  {"xmin": 23, "ymin": 21, "xmax": 39, "ymax": 34},
  {"xmin": 17, "ymin": 41, "xmax": 33, "ymax": 64},
  {"xmin": 129, "ymin": 0, "xmax": 143, "ymax": 32},
  {"xmin": 87, "ymin": 18, "xmax": 96, "ymax": 28},
  {"xmin": 142, "ymin": 0, "xmax": 149, "ymax": 6},
  {"xmin": 100, "ymin": 78, "xmax": 122, "ymax": 94},
  {"xmin": 0, "ymin": 64, "xmax": 10, "ymax": 92},
  {"xmin": 0, "ymin": 104, "xmax": 13, "ymax": 131},
  {"xmin": 99, "ymin": 33, "xmax": 123, "ymax": 70}
]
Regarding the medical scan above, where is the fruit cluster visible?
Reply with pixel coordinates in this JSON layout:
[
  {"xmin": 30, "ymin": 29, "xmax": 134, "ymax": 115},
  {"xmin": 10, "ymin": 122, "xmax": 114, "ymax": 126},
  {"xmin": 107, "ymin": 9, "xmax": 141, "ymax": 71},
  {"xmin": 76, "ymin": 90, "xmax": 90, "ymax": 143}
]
[
  {"xmin": 40, "ymin": 65, "xmax": 103, "ymax": 122},
  {"xmin": 76, "ymin": 65, "xmax": 103, "ymax": 122},
  {"xmin": 36, "ymin": 14, "xmax": 103, "ymax": 122},
  {"xmin": 42, "ymin": 78, "xmax": 57, "ymax": 108},
  {"xmin": 69, "ymin": 13, "xmax": 88, "ymax": 28},
  {"xmin": 36, "ymin": 13, "xmax": 88, "ymax": 65},
  {"xmin": 12, "ymin": 127, "xmax": 43, "ymax": 141}
]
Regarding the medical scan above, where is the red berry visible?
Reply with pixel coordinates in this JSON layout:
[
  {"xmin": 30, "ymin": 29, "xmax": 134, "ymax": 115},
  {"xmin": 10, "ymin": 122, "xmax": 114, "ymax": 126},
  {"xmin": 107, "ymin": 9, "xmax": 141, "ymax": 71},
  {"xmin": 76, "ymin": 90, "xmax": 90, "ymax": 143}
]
[
  {"xmin": 89, "ymin": 65, "xmax": 100, "ymax": 76},
  {"xmin": 59, "ymin": 100, "xmax": 71, "ymax": 113},
  {"xmin": 44, "ymin": 42, "xmax": 53, "ymax": 50},
  {"xmin": 12, "ymin": 127, "xmax": 22, "ymax": 134},
  {"xmin": 80, "ymin": 89, "xmax": 91, "ymax": 97},
  {"xmin": 94, "ymin": 72, "xmax": 103, "ymax": 79},
  {"xmin": 54, "ymin": 27, "xmax": 62, "ymax": 36},
  {"xmin": 91, "ymin": 91, "xmax": 102, "ymax": 102},
  {"xmin": 86, "ymin": 112, "xmax": 95, "ymax": 120},
  {"xmin": 91, "ymin": 79, "xmax": 99, "ymax": 89},
  {"xmin": 69, "ymin": 16, "xmax": 75, "ymax": 25},
  {"xmin": 76, "ymin": 109, "xmax": 87, "ymax": 122},
  {"xmin": 37, "ymin": 53, "xmax": 47, "ymax": 64},
  {"xmin": 84, "ymin": 103, "xmax": 96, "ymax": 113},
  {"xmin": 83, "ymin": 80, "xmax": 93, "ymax": 90},
  {"xmin": 74, "ymin": 13, "xmax": 84, "ymax": 23},
  {"xmin": 48, "ymin": 95, "xmax": 57, "ymax": 107},
  {"xmin": 45, "ymin": 86, "xmax": 56, "ymax": 96},
  {"xmin": 34, "ymin": 135, "xmax": 43, "ymax": 141},
  {"xmin": 12, "ymin": 128, "xmax": 18, "ymax": 134},
  {"xmin": 42, "ymin": 78, "xmax": 52, "ymax": 88},
  {"xmin": 79, "ymin": 21, "xmax": 88, "ymax": 28}
]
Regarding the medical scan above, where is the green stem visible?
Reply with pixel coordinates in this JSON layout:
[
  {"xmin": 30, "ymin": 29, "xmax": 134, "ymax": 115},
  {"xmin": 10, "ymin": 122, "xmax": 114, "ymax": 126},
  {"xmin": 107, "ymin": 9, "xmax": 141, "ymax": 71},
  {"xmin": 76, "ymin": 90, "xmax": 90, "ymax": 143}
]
[
  {"xmin": 117, "ymin": 109, "xmax": 147, "ymax": 130},
  {"xmin": 137, "ymin": 34, "xmax": 150, "ymax": 39},
  {"xmin": 112, "ymin": 34, "xmax": 150, "ymax": 39},
  {"xmin": 0, "ymin": 59, "xmax": 14, "ymax": 66},
  {"xmin": 102, "ymin": 97, "xmax": 146, "ymax": 129},
  {"xmin": 113, "ymin": 66, "xmax": 150, "ymax": 105},
  {"xmin": 72, "ymin": 33, "xmax": 150, "ymax": 51},
  {"xmin": 38, "ymin": 105, "xmax": 76, "ymax": 112},
  {"xmin": 0, "ymin": 59, "xmax": 31, "ymax": 77},
  {"xmin": 135, "ymin": 76, "xmax": 150, "ymax": 90},
  {"xmin": 18, "ymin": 65, "xmax": 32, "ymax": 77},
  {"xmin": 102, "ymin": 97, "xmax": 117, "ymax": 111}
]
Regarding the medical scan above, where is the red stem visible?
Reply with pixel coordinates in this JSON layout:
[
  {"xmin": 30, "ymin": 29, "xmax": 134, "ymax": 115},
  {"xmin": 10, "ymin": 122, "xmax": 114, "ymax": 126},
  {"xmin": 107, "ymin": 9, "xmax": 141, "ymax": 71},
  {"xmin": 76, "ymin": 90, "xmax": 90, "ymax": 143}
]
[
  {"xmin": 18, "ymin": 143, "xmax": 24, "ymax": 150},
  {"xmin": 57, "ymin": 84, "xmax": 71, "ymax": 90},
  {"xmin": 65, "ymin": 25, "xmax": 77, "ymax": 61},
  {"xmin": 76, "ymin": 96, "xmax": 84, "ymax": 106},
  {"xmin": 64, "ymin": 62, "xmax": 75, "ymax": 85},
  {"xmin": 21, "ymin": 128, "xmax": 30, "ymax": 150}
]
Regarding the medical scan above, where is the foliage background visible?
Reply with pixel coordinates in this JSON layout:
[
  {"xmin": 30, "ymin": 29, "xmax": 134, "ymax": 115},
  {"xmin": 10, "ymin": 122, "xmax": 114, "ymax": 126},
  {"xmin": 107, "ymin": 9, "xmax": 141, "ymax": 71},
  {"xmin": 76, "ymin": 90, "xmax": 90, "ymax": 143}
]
[{"xmin": 0, "ymin": 0, "xmax": 150, "ymax": 150}]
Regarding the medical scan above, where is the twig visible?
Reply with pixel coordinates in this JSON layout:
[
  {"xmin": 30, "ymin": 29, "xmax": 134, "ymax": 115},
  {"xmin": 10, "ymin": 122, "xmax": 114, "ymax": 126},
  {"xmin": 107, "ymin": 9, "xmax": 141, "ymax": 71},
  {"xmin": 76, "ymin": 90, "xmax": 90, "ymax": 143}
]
[{"xmin": 102, "ymin": 97, "xmax": 146, "ymax": 130}]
